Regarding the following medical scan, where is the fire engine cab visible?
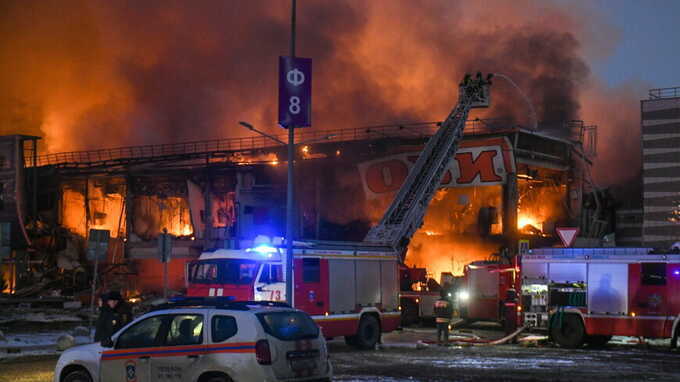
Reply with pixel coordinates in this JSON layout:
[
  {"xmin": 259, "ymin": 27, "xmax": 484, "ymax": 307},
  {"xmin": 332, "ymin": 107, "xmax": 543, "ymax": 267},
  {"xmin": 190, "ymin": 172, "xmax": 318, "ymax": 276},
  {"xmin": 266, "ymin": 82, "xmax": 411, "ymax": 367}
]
[{"xmin": 520, "ymin": 247, "xmax": 680, "ymax": 348}]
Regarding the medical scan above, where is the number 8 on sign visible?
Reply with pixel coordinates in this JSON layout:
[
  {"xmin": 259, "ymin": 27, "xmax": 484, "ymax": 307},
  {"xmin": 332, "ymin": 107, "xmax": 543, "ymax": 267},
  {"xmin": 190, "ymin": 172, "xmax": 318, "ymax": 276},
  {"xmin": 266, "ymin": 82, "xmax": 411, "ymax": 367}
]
[{"xmin": 289, "ymin": 96, "xmax": 301, "ymax": 114}]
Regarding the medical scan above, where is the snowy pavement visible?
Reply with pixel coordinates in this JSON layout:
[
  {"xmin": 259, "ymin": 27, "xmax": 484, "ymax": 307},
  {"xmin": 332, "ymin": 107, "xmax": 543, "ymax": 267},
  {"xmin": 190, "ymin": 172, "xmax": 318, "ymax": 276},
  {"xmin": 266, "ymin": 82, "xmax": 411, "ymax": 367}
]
[{"xmin": 330, "ymin": 326, "xmax": 680, "ymax": 381}]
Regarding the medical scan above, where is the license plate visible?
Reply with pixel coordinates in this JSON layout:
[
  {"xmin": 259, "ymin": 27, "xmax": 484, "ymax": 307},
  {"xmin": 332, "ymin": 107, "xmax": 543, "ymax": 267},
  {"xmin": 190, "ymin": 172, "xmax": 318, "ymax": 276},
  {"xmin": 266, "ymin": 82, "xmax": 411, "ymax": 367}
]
[{"xmin": 290, "ymin": 358, "xmax": 317, "ymax": 371}]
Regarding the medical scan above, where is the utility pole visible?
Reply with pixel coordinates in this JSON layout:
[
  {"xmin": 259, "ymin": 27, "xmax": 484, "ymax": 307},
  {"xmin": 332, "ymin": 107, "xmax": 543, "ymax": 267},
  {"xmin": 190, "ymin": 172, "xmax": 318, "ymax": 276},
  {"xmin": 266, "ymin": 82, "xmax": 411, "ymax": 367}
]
[{"xmin": 285, "ymin": 0, "xmax": 297, "ymax": 307}]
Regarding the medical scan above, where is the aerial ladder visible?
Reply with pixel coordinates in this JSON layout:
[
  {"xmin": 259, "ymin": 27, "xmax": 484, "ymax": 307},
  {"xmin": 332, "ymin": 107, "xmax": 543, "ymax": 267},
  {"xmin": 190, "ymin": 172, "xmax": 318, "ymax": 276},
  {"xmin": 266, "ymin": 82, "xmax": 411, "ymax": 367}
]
[{"xmin": 364, "ymin": 73, "xmax": 493, "ymax": 256}]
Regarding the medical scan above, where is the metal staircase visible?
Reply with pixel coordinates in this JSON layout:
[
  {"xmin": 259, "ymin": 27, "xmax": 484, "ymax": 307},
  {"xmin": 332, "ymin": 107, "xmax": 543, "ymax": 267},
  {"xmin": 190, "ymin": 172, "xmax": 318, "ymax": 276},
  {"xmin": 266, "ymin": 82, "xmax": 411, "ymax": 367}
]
[{"xmin": 364, "ymin": 73, "xmax": 493, "ymax": 253}]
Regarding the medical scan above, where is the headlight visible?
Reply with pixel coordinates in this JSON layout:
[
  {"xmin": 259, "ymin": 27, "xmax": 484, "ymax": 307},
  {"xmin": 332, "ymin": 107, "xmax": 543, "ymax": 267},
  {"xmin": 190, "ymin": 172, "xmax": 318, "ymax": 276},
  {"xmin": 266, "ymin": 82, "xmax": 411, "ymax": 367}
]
[{"xmin": 457, "ymin": 290, "xmax": 470, "ymax": 301}]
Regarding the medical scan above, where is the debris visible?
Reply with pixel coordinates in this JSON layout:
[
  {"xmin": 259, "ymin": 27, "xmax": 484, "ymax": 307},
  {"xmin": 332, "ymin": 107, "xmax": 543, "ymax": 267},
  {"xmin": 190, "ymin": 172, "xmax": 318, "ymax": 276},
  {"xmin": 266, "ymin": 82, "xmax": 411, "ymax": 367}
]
[
  {"xmin": 415, "ymin": 340, "xmax": 429, "ymax": 349},
  {"xmin": 56, "ymin": 334, "xmax": 75, "ymax": 351},
  {"xmin": 63, "ymin": 300, "xmax": 82, "ymax": 310},
  {"xmin": 72, "ymin": 326, "xmax": 90, "ymax": 337}
]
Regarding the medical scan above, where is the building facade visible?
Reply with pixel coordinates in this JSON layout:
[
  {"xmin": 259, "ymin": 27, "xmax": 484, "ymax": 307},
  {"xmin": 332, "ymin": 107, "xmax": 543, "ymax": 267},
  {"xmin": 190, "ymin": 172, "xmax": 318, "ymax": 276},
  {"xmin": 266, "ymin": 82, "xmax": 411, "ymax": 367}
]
[{"xmin": 642, "ymin": 87, "xmax": 680, "ymax": 249}]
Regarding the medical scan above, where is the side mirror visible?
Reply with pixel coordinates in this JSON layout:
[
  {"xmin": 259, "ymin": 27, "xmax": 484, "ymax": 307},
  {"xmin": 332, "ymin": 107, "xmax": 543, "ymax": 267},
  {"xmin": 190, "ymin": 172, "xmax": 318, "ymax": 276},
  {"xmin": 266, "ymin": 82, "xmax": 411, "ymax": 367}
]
[{"xmin": 101, "ymin": 338, "xmax": 114, "ymax": 348}]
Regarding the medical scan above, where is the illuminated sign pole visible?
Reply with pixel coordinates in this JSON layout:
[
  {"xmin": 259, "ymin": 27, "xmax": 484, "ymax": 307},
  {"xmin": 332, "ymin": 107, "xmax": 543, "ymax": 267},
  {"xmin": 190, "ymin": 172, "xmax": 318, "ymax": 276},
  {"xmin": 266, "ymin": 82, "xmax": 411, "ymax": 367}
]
[{"xmin": 279, "ymin": 0, "xmax": 312, "ymax": 307}]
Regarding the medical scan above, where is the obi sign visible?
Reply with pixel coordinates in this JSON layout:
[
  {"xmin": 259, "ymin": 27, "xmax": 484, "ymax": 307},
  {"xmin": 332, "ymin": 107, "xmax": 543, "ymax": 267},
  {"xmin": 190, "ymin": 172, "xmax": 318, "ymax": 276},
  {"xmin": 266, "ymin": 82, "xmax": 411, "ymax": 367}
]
[
  {"xmin": 278, "ymin": 56, "xmax": 312, "ymax": 128},
  {"xmin": 358, "ymin": 137, "xmax": 515, "ymax": 199}
]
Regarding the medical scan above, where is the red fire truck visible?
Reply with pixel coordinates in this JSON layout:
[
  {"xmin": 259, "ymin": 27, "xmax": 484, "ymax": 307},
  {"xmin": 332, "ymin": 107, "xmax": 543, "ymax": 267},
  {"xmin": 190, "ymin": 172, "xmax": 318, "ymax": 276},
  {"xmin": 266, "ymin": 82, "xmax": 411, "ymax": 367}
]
[
  {"xmin": 185, "ymin": 73, "xmax": 494, "ymax": 348},
  {"xmin": 186, "ymin": 238, "xmax": 401, "ymax": 349},
  {"xmin": 519, "ymin": 247, "xmax": 680, "ymax": 348},
  {"xmin": 457, "ymin": 261, "xmax": 517, "ymax": 324}
]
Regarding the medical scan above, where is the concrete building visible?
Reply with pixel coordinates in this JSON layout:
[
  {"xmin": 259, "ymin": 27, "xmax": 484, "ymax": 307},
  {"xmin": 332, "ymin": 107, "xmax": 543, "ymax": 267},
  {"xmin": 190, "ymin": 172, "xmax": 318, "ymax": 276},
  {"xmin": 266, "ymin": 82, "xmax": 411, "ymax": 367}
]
[{"xmin": 642, "ymin": 87, "xmax": 680, "ymax": 249}]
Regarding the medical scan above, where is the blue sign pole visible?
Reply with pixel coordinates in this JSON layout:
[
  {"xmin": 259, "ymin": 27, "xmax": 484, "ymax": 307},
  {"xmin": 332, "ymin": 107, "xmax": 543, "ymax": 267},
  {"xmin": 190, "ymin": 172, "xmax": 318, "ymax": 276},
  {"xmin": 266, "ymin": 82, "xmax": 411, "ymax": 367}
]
[{"xmin": 279, "ymin": 56, "xmax": 312, "ymax": 128}]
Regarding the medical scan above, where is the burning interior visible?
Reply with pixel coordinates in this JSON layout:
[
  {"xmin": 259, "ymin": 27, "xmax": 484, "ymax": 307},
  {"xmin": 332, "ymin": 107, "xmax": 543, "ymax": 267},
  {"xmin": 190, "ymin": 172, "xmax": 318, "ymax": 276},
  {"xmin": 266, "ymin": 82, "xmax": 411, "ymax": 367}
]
[{"xmin": 0, "ymin": 122, "xmax": 597, "ymax": 297}]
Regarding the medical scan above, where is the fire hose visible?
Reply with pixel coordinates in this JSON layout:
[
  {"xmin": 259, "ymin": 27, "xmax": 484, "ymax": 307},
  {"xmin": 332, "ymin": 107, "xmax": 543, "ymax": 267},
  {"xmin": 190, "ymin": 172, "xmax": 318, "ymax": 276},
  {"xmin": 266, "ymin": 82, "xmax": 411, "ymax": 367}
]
[
  {"xmin": 471, "ymin": 326, "xmax": 527, "ymax": 346},
  {"xmin": 422, "ymin": 326, "xmax": 528, "ymax": 346}
]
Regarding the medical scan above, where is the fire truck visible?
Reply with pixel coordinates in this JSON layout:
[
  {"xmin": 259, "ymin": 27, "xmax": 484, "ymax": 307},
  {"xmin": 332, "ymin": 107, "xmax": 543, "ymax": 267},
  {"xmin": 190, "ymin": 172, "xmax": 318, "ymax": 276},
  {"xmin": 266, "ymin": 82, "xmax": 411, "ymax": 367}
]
[
  {"xmin": 457, "ymin": 261, "xmax": 516, "ymax": 324},
  {"xmin": 519, "ymin": 247, "xmax": 680, "ymax": 348},
  {"xmin": 186, "ymin": 73, "xmax": 494, "ymax": 348}
]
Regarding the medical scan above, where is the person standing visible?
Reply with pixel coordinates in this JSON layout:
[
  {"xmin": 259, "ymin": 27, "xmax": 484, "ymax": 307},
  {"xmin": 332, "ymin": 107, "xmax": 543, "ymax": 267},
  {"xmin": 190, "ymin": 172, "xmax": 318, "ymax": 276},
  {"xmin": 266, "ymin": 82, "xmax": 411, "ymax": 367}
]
[
  {"xmin": 434, "ymin": 289, "xmax": 453, "ymax": 346},
  {"xmin": 94, "ymin": 291, "xmax": 130, "ymax": 342}
]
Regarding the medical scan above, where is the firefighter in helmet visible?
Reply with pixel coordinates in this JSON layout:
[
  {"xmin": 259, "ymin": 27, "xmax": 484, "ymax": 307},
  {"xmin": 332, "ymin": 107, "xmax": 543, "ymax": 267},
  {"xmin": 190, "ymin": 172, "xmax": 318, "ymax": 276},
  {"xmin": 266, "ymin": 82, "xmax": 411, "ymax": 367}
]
[{"xmin": 434, "ymin": 289, "xmax": 453, "ymax": 346}]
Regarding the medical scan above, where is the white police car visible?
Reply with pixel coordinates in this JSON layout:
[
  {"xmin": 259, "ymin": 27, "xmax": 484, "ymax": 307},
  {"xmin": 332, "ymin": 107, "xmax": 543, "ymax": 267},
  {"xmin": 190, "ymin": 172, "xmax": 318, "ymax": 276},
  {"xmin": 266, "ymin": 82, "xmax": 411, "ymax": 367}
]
[{"xmin": 54, "ymin": 299, "xmax": 332, "ymax": 382}]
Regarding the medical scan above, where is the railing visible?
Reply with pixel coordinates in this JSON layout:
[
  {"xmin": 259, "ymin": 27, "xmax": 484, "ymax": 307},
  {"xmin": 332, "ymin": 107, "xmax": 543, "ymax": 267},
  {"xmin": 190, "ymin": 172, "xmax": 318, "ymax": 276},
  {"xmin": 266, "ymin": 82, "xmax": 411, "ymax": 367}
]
[
  {"xmin": 649, "ymin": 86, "xmax": 680, "ymax": 99},
  {"xmin": 27, "ymin": 119, "xmax": 518, "ymax": 168}
]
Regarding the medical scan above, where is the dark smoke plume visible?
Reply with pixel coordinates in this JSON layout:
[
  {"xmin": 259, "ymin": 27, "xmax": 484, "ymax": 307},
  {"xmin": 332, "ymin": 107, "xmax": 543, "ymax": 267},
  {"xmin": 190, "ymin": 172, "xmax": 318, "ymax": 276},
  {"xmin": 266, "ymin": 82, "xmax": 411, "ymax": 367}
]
[{"xmin": 0, "ymin": 0, "xmax": 638, "ymax": 185}]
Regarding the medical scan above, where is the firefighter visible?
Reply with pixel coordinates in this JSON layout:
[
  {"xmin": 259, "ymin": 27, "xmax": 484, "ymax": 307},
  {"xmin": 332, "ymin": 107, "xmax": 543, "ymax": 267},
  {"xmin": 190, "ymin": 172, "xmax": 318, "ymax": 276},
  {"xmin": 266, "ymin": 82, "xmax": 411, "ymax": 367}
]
[
  {"xmin": 434, "ymin": 289, "xmax": 453, "ymax": 346},
  {"xmin": 94, "ymin": 291, "xmax": 131, "ymax": 342},
  {"xmin": 503, "ymin": 288, "xmax": 519, "ymax": 340}
]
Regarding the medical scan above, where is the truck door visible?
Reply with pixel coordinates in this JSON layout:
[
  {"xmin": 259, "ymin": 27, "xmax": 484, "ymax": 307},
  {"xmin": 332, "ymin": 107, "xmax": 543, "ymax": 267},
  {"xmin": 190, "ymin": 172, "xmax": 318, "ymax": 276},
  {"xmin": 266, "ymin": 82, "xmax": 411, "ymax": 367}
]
[
  {"xmin": 630, "ymin": 263, "xmax": 669, "ymax": 337},
  {"xmin": 294, "ymin": 258, "xmax": 328, "ymax": 315}
]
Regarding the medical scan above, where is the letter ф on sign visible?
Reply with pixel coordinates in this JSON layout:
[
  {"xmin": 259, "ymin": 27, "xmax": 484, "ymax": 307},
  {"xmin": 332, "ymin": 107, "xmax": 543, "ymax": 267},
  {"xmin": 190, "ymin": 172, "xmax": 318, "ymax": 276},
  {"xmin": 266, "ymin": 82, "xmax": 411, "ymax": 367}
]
[{"xmin": 279, "ymin": 56, "xmax": 312, "ymax": 128}]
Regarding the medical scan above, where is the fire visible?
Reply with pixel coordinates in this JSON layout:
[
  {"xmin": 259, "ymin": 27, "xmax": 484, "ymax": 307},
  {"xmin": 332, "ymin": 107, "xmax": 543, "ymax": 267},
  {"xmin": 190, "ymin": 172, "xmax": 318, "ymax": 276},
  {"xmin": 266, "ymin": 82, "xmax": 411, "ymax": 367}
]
[{"xmin": 518, "ymin": 213, "xmax": 542, "ymax": 234}]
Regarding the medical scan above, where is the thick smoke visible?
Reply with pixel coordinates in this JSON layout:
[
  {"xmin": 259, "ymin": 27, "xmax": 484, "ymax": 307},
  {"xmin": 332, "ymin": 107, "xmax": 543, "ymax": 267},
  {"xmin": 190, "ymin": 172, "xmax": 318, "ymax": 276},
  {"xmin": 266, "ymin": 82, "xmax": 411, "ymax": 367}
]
[{"xmin": 0, "ymin": 0, "xmax": 638, "ymax": 185}]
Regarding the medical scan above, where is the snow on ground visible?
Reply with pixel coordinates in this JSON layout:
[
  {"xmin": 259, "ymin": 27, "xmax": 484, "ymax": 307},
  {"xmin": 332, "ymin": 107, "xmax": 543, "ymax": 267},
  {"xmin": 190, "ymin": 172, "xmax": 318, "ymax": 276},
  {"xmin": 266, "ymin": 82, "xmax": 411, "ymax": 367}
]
[
  {"xmin": 0, "ymin": 332, "xmax": 90, "ymax": 361},
  {"xmin": 0, "ymin": 311, "xmax": 83, "ymax": 324}
]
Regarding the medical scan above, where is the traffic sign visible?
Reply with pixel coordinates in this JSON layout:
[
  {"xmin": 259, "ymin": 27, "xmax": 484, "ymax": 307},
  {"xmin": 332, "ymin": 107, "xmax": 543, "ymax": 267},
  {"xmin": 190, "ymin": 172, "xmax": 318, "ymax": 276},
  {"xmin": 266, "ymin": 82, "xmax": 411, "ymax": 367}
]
[
  {"xmin": 87, "ymin": 229, "xmax": 110, "ymax": 261},
  {"xmin": 556, "ymin": 227, "xmax": 579, "ymax": 248},
  {"xmin": 158, "ymin": 232, "xmax": 173, "ymax": 263},
  {"xmin": 278, "ymin": 56, "xmax": 312, "ymax": 128}
]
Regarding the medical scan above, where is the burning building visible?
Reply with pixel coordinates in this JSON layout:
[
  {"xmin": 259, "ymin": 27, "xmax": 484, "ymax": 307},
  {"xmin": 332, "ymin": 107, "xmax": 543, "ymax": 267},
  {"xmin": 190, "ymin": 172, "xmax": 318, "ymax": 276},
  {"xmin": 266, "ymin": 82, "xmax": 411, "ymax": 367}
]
[{"xmin": 0, "ymin": 118, "xmax": 594, "ymax": 296}]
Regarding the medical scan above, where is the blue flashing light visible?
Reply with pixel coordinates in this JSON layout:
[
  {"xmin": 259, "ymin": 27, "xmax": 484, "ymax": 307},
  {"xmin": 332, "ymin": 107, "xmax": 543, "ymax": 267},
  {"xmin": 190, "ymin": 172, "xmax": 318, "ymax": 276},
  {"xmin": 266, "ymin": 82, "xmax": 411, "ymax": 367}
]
[
  {"xmin": 247, "ymin": 244, "xmax": 278, "ymax": 256},
  {"xmin": 673, "ymin": 270, "xmax": 680, "ymax": 276}
]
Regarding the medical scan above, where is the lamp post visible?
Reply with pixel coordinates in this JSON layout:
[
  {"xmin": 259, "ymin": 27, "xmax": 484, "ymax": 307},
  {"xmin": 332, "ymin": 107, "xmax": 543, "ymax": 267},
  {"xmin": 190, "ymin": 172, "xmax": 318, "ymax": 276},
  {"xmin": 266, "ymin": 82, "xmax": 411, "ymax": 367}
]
[
  {"xmin": 238, "ymin": 120, "xmax": 334, "ymax": 307},
  {"xmin": 286, "ymin": 0, "xmax": 297, "ymax": 308}
]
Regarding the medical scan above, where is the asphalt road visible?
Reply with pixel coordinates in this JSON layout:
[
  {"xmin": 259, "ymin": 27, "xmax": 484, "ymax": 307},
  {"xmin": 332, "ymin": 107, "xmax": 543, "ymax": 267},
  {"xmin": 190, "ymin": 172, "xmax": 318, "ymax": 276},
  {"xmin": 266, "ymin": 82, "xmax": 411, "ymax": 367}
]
[
  {"xmin": 4, "ymin": 327, "xmax": 680, "ymax": 382},
  {"xmin": 331, "ymin": 327, "xmax": 680, "ymax": 381}
]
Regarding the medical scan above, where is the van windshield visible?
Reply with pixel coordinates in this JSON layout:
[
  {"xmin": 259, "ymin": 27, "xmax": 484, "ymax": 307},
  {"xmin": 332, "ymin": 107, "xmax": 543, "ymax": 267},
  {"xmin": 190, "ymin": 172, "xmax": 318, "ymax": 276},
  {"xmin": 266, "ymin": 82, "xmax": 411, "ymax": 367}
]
[
  {"xmin": 189, "ymin": 260, "xmax": 260, "ymax": 284},
  {"xmin": 256, "ymin": 311, "xmax": 319, "ymax": 341}
]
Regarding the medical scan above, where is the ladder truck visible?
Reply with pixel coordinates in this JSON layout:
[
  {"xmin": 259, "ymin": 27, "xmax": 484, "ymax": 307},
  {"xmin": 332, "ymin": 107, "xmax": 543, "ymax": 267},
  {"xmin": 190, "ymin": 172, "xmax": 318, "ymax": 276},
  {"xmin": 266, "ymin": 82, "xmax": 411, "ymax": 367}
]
[
  {"xmin": 365, "ymin": 73, "xmax": 493, "ymax": 323},
  {"xmin": 186, "ymin": 73, "xmax": 493, "ymax": 348}
]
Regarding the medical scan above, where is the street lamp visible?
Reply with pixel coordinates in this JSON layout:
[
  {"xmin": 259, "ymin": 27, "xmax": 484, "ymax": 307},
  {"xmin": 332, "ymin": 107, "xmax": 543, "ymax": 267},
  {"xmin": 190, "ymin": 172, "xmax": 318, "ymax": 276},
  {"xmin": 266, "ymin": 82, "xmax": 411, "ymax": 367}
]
[{"xmin": 238, "ymin": 121, "xmax": 334, "ymax": 306}]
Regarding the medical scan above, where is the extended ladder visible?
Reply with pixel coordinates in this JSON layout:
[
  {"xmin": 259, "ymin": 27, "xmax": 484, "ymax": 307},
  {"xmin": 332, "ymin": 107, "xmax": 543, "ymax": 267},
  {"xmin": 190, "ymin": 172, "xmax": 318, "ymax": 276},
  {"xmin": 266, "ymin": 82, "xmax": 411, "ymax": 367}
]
[{"xmin": 364, "ymin": 73, "xmax": 493, "ymax": 254}]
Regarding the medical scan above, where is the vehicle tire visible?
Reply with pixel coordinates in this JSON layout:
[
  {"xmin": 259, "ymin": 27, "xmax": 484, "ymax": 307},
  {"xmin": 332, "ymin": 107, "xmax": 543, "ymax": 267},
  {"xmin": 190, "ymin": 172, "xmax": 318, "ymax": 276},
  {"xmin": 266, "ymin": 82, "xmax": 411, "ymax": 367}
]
[
  {"xmin": 353, "ymin": 314, "xmax": 381, "ymax": 350},
  {"xmin": 550, "ymin": 313, "xmax": 585, "ymax": 348},
  {"xmin": 585, "ymin": 335, "xmax": 612, "ymax": 348},
  {"xmin": 63, "ymin": 370, "xmax": 92, "ymax": 382}
]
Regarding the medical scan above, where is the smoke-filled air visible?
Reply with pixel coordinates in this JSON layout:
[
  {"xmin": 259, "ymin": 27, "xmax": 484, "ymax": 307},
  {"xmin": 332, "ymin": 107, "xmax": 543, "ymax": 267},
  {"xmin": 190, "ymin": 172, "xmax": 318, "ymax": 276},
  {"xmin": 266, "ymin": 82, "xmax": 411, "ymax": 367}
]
[{"xmin": 1, "ymin": 0, "xmax": 641, "ymax": 186}]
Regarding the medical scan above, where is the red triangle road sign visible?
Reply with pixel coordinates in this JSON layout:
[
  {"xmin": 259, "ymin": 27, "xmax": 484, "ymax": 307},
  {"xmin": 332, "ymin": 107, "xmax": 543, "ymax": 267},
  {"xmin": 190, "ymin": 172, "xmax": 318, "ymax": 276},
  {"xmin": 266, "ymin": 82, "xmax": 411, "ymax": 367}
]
[{"xmin": 556, "ymin": 227, "xmax": 579, "ymax": 247}]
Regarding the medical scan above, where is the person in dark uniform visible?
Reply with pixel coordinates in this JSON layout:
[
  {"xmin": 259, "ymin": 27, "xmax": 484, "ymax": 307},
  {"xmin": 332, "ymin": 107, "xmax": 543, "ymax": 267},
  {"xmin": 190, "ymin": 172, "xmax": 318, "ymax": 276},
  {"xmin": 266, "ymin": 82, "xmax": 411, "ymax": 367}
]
[
  {"xmin": 434, "ymin": 289, "xmax": 453, "ymax": 346},
  {"xmin": 109, "ymin": 291, "xmax": 133, "ymax": 330},
  {"xmin": 94, "ymin": 291, "xmax": 131, "ymax": 342}
]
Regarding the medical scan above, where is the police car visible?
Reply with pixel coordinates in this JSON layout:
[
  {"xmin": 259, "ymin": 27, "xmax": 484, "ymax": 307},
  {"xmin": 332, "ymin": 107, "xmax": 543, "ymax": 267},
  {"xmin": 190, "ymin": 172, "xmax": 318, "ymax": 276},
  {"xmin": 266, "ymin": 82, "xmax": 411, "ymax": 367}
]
[{"xmin": 54, "ymin": 298, "xmax": 332, "ymax": 382}]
